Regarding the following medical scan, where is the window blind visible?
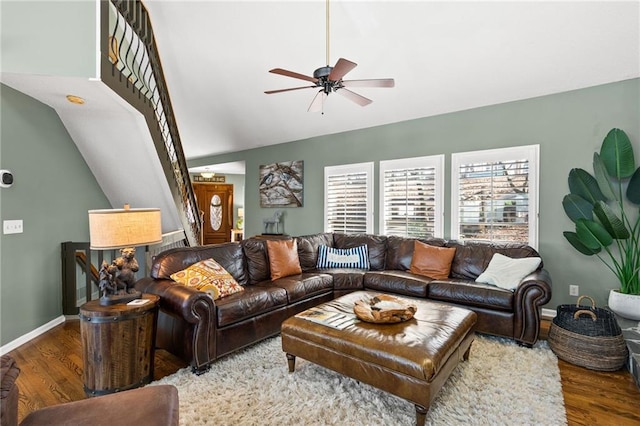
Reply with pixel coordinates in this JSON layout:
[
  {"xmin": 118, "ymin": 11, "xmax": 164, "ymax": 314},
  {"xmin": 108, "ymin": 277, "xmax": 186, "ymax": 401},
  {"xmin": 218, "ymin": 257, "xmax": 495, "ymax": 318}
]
[
  {"xmin": 456, "ymin": 158, "xmax": 530, "ymax": 244},
  {"xmin": 382, "ymin": 167, "xmax": 437, "ymax": 238},
  {"xmin": 326, "ymin": 171, "xmax": 369, "ymax": 234}
]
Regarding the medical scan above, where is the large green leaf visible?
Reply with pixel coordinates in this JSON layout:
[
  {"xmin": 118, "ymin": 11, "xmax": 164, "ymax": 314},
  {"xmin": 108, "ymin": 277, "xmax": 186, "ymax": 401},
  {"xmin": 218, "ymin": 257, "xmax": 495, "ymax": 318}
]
[
  {"xmin": 568, "ymin": 168, "xmax": 606, "ymax": 204},
  {"xmin": 563, "ymin": 231, "xmax": 600, "ymax": 255},
  {"xmin": 575, "ymin": 219, "xmax": 613, "ymax": 249},
  {"xmin": 593, "ymin": 153, "xmax": 615, "ymax": 201},
  {"xmin": 600, "ymin": 128, "xmax": 636, "ymax": 178},
  {"xmin": 627, "ymin": 167, "xmax": 640, "ymax": 204},
  {"xmin": 593, "ymin": 201, "xmax": 629, "ymax": 239},
  {"xmin": 562, "ymin": 194, "xmax": 593, "ymax": 222}
]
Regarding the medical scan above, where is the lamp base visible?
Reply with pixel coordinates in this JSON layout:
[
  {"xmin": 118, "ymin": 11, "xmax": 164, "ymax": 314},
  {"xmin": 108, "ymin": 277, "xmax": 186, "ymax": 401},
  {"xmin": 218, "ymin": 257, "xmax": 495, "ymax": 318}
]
[{"xmin": 99, "ymin": 290, "xmax": 142, "ymax": 306}]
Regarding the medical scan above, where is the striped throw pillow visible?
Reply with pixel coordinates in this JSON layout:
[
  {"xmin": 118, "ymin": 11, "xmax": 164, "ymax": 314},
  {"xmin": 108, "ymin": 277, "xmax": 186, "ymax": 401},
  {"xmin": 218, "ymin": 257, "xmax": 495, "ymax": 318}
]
[{"xmin": 316, "ymin": 245, "xmax": 370, "ymax": 269}]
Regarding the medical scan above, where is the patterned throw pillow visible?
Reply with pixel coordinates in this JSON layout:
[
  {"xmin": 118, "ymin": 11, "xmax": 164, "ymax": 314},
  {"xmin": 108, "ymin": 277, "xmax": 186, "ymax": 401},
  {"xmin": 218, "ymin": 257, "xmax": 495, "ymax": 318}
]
[
  {"xmin": 170, "ymin": 258, "xmax": 244, "ymax": 300},
  {"xmin": 316, "ymin": 245, "xmax": 370, "ymax": 269}
]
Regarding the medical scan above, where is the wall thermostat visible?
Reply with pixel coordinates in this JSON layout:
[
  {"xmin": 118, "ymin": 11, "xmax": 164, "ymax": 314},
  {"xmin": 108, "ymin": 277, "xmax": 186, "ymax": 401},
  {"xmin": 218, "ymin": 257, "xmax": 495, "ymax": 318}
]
[{"xmin": 1, "ymin": 170, "xmax": 14, "ymax": 188}]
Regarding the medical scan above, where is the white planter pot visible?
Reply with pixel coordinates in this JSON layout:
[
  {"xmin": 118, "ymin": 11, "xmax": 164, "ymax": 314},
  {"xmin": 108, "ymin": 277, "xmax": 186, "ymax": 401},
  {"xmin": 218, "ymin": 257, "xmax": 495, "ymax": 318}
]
[{"xmin": 608, "ymin": 289, "xmax": 640, "ymax": 321}]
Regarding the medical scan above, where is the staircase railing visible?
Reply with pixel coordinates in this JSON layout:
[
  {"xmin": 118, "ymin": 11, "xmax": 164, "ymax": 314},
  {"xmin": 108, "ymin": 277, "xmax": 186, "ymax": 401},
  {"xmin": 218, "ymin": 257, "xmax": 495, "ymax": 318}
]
[
  {"xmin": 99, "ymin": 0, "xmax": 201, "ymax": 246},
  {"xmin": 61, "ymin": 232, "xmax": 187, "ymax": 315}
]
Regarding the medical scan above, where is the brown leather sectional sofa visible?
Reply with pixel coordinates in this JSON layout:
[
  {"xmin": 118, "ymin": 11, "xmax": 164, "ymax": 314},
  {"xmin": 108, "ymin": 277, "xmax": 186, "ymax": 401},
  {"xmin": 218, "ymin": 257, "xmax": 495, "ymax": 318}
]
[{"xmin": 135, "ymin": 233, "xmax": 552, "ymax": 373}]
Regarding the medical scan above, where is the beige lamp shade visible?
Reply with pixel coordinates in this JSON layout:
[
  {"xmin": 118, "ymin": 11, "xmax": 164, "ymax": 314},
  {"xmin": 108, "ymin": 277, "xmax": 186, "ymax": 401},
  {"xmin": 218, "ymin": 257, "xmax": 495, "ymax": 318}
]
[
  {"xmin": 238, "ymin": 208, "xmax": 244, "ymax": 217},
  {"xmin": 88, "ymin": 206, "xmax": 162, "ymax": 249}
]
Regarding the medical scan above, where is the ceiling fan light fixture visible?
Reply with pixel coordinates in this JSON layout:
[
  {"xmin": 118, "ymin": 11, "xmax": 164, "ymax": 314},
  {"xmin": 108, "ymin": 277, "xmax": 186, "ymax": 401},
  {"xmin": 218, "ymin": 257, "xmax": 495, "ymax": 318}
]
[{"xmin": 264, "ymin": 0, "xmax": 394, "ymax": 111}]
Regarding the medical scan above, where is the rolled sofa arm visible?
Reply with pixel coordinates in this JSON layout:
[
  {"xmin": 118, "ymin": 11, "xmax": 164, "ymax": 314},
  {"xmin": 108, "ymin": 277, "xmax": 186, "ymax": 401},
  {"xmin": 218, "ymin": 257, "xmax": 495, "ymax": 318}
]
[
  {"xmin": 135, "ymin": 277, "xmax": 217, "ymax": 372},
  {"xmin": 513, "ymin": 269, "xmax": 552, "ymax": 346},
  {"xmin": 135, "ymin": 277, "xmax": 215, "ymax": 324}
]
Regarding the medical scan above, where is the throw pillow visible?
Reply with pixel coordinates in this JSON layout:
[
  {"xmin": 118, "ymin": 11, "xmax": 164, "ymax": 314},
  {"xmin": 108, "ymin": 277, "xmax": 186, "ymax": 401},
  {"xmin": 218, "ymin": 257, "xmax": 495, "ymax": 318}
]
[
  {"xmin": 316, "ymin": 245, "xmax": 370, "ymax": 269},
  {"xmin": 409, "ymin": 241, "xmax": 456, "ymax": 280},
  {"xmin": 266, "ymin": 239, "xmax": 302, "ymax": 280},
  {"xmin": 475, "ymin": 253, "xmax": 542, "ymax": 290},
  {"xmin": 170, "ymin": 258, "xmax": 244, "ymax": 300}
]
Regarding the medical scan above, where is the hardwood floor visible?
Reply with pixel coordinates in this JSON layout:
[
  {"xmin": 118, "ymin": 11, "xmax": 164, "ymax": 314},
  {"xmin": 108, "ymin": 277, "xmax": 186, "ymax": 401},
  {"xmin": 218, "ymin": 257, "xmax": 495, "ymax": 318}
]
[{"xmin": 6, "ymin": 319, "xmax": 640, "ymax": 425}]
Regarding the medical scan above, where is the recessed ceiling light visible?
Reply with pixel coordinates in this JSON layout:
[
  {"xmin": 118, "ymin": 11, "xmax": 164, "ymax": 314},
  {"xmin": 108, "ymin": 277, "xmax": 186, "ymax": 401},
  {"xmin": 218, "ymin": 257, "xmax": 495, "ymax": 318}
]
[{"xmin": 66, "ymin": 95, "xmax": 85, "ymax": 105}]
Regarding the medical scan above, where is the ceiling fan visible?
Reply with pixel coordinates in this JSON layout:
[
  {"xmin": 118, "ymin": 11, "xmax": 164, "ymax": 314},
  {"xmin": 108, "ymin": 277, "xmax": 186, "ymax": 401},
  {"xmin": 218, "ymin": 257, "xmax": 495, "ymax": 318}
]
[{"xmin": 264, "ymin": 0, "xmax": 395, "ymax": 112}]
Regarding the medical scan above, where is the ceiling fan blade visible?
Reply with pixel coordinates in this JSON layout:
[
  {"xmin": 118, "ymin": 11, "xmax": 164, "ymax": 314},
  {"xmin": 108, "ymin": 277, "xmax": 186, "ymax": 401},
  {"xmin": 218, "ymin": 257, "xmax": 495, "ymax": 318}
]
[
  {"xmin": 308, "ymin": 90, "xmax": 328, "ymax": 112},
  {"xmin": 269, "ymin": 68, "xmax": 318, "ymax": 83},
  {"xmin": 342, "ymin": 78, "xmax": 395, "ymax": 88},
  {"xmin": 337, "ymin": 88, "xmax": 372, "ymax": 107},
  {"xmin": 328, "ymin": 58, "xmax": 357, "ymax": 81},
  {"xmin": 265, "ymin": 86, "xmax": 316, "ymax": 94}
]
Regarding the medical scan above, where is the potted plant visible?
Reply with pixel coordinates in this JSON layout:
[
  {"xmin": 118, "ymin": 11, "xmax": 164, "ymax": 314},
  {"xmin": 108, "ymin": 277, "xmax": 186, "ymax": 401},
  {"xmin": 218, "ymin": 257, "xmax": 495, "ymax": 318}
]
[{"xmin": 562, "ymin": 128, "xmax": 640, "ymax": 320}]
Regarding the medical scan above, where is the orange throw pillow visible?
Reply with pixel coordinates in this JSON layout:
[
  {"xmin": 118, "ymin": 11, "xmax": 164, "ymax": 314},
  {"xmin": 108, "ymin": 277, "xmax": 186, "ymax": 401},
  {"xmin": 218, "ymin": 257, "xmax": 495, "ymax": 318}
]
[
  {"xmin": 409, "ymin": 241, "xmax": 456, "ymax": 280},
  {"xmin": 266, "ymin": 239, "xmax": 302, "ymax": 281}
]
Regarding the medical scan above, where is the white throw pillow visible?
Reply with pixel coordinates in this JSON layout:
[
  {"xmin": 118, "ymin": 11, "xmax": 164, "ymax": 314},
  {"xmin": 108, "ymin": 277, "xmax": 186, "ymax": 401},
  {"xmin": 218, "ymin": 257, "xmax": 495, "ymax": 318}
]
[{"xmin": 475, "ymin": 253, "xmax": 541, "ymax": 290}]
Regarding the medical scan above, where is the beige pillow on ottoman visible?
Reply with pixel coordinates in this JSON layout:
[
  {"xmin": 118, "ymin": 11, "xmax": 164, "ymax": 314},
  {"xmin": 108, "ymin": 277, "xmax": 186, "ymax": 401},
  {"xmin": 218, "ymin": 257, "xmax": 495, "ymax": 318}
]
[
  {"xmin": 170, "ymin": 258, "xmax": 244, "ymax": 300},
  {"xmin": 266, "ymin": 239, "xmax": 302, "ymax": 280},
  {"xmin": 409, "ymin": 241, "xmax": 456, "ymax": 280}
]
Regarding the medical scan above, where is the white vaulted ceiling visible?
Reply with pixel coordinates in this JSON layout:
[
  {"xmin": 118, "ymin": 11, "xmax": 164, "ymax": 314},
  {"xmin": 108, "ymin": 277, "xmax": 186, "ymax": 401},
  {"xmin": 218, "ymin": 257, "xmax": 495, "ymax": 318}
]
[{"xmin": 140, "ymin": 0, "xmax": 639, "ymax": 162}]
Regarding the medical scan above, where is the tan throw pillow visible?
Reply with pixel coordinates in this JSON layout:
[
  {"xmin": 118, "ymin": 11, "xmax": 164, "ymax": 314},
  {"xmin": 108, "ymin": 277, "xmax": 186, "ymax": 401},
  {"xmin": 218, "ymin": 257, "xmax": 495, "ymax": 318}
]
[
  {"xmin": 170, "ymin": 258, "xmax": 244, "ymax": 300},
  {"xmin": 266, "ymin": 239, "xmax": 302, "ymax": 280},
  {"xmin": 409, "ymin": 241, "xmax": 456, "ymax": 280}
]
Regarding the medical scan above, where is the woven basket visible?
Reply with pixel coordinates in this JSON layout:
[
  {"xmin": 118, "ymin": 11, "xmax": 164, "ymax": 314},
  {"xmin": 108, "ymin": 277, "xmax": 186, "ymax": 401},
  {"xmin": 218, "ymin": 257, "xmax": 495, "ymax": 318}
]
[
  {"xmin": 553, "ymin": 295, "xmax": 621, "ymax": 337},
  {"xmin": 548, "ymin": 295, "xmax": 628, "ymax": 371}
]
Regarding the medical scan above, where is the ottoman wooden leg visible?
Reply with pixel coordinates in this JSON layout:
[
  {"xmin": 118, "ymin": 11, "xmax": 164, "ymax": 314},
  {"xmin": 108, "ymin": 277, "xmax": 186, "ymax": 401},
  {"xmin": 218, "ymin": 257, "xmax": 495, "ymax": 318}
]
[
  {"xmin": 463, "ymin": 342, "xmax": 473, "ymax": 361},
  {"xmin": 415, "ymin": 404, "xmax": 428, "ymax": 426},
  {"xmin": 286, "ymin": 353, "xmax": 296, "ymax": 372}
]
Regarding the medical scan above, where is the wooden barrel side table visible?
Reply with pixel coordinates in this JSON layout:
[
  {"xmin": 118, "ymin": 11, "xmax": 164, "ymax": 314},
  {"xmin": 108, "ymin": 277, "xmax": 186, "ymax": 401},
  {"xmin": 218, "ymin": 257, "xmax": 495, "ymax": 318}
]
[{"xmin": 80, "ymin": 294, "xmax": 159, "ymax": 397}]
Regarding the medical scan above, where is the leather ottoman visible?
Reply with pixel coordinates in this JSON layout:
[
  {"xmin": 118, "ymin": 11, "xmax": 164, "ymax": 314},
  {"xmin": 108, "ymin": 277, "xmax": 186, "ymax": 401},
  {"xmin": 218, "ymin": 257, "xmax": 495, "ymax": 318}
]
[{"xmin": 281, "ymin": 291, "xmax": 477, "ymax": 426}]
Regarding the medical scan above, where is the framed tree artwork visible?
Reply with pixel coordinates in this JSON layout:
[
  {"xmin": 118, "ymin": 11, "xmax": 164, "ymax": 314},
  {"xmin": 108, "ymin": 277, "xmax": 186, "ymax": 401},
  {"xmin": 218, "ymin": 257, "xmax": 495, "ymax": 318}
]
[{"xmin": 259, "ymin": 161, "xmax": 303, "ymax": 207}]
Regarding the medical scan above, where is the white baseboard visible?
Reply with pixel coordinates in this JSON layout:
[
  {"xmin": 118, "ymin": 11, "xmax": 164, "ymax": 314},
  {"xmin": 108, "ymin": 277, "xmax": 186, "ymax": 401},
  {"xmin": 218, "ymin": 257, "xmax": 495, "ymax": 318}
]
[
  {"xmin": 541, "ymin": 308, "xmax": 556, "ymax": 320},
  {"xmin": 0, "ymin": 315, "xmax": 66, "ymax": 356}
]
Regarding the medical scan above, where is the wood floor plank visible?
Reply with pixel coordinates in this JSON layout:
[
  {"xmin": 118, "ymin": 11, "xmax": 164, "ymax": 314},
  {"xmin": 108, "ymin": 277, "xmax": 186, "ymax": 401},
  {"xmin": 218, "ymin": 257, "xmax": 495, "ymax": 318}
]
[{"xmin": 5, "ymin": 319, "xmax": 639, "ymax": 424}]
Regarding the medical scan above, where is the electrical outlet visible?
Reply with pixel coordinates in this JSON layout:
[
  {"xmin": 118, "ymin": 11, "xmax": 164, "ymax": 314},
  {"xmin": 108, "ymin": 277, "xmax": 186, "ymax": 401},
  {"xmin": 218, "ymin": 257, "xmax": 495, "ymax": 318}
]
[
  {"xmin": 569, "ymin": 285, "xmax": 579, "ymax": 296},
  {"xmin": 3, "ymin": 220, "xmax": 23, "ymax": 234}
]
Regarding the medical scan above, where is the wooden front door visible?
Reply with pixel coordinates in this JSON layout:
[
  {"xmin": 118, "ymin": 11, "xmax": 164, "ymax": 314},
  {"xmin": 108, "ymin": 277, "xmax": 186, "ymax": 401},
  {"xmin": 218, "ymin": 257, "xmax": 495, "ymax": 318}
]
[{"xmin": 193, "ymin": 183, "xmax": 234, "ymax": 245}]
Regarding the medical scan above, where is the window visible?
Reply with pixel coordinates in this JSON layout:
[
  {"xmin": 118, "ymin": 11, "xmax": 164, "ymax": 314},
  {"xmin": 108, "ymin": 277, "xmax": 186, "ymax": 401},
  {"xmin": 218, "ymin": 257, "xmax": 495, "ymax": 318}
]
[
  {"xmin": 379, "ymin": 155, "xmax": 444, "ymax": 238},
  {"xmin": 324, "ymin": 163, "xmax": 374, "ymax": 234},
  {"xmin": 451, "ymin": 145, "xmax": 539, "ymax": 248}
]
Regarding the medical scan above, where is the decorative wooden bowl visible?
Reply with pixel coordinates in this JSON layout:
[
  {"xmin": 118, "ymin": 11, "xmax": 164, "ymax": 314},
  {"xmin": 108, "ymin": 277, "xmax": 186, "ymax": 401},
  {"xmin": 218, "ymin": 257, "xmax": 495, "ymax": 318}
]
[{"xmin": 353, "ymin": 294, "xmax": 417, "ymax": 324}]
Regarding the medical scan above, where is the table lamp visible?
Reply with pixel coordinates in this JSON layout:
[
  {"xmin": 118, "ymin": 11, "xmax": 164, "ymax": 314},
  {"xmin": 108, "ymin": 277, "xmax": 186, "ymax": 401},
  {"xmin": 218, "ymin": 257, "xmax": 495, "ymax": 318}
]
[{"xmin": 89, "ymin": 204, "xmax": 162, "ymax": 306}]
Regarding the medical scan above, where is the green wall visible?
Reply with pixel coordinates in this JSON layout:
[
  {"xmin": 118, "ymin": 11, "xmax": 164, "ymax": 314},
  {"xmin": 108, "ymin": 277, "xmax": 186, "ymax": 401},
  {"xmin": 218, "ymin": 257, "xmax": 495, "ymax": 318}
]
[
  {"xmin": 0, "ymin": 0, "xmax": 98, "ymax": 78},
  {"xmin": 191, "ymin": 78, "xmax": 640, "ymax": 309},
  {"xmin": 0, "ymin": 84, "xmax": 110, "ymax": 346}
]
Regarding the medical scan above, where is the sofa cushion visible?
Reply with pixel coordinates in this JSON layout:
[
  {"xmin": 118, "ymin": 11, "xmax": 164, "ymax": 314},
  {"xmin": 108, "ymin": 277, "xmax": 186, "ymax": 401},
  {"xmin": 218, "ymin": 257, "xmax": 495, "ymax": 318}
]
[
  {"xmin": 319, "ymin": 269, "xmax": 366, "ymax": 291},
  {"xmin": 385, "ymin": 236, "xmax": 447, "ymax": 270},
  {"xmin": 364, "ymin": 270, "xmax": 432, "ymax": 297},
  {"xmin": 295, "ymin": 233, "xmax": 334, "ymax": 271},
  {"xmin": 333, "ymin": 233, "xmax": 387, "ymax": 270},
  {"xmin": 317, "ymin": 245, "xmax": 370, "ymax": 269},
  {"xmin": 446, "ymin": 240, "xmax": 542, "ymax": 281},
  {"xmin": 170, "ymin": 258, "xmax": 244, "ymax": 300},
  {"xmin": 266, "ymin": 239, "xmax": 302, "ymax": 280},
  {"xmin": 215, "ymin": 285, "xmax": 288, "ymax": 327},
  {"xmin": 475, "ymin": 253, "xmax": 542, "ymax": 290},
  {"xmin": 427, "ymin": 279, "xmax": 514, "ymax": 311},
  {"xmin": 241, "ymin": 238, "xmax": 271, "ymax": 284},
  {"xmin": 409, "ymin": 241, "xmax": 456, "ymax": 280},
  {"xmin": 151, "ymin": 242, "xmax": 248, "ymax": 285},
  {"xmin": 261, "ymin": 273, "xmax": 333, "ymax": 303}
]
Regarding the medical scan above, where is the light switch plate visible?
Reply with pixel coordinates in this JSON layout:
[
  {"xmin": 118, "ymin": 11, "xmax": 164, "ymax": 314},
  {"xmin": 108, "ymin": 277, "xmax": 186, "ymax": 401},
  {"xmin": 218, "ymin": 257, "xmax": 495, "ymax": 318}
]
[{"xmin": 3, "ymin": 220, "xmax": 23, "ymax": 234}]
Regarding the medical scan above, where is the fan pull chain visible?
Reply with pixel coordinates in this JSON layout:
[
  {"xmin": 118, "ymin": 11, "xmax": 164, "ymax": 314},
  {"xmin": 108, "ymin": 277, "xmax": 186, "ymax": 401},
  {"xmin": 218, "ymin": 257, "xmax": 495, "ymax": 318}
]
[{"xmin": 326, "ymin": 0, "xmax": 330, "ymax": 66}]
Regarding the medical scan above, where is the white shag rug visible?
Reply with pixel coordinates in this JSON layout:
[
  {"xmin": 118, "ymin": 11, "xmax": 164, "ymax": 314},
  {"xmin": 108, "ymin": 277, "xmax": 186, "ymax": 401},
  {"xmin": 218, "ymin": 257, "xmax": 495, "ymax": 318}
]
[{"xmin": 151, "ymin": 334, "xmax": 566, "ymax": 425}]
